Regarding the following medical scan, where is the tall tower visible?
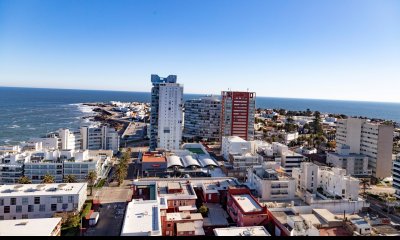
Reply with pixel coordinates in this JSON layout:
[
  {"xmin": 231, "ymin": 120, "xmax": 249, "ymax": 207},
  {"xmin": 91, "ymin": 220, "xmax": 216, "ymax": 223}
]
[
  {"xmin": 220, "ymin": 91, "xmax": 256, "ymax": 141},
  {"xmin": 149, "ymin": 74, "xmax": 183, "ymax": 151}
]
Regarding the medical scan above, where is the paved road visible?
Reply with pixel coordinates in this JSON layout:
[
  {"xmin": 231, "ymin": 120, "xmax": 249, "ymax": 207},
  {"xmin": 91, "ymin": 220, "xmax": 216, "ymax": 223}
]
[
  {"xmin": 83, "ymin": 202, "xmax": 126, "ymax": 236},
  {"xmin": 366, "ymin": 196, "xmax": 400, "ymax": 224}
]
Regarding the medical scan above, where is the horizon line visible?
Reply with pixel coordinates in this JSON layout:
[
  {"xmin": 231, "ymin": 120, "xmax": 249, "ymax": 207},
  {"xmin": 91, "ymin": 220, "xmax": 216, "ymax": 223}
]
[{"xmin": 1, "ymin": 85, "xmax": 400, "ymax": 105}]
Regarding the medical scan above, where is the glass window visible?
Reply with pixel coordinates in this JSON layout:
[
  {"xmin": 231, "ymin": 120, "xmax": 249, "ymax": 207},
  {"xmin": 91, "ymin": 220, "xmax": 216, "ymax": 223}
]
[
  {"xmin": 16, "ymin": 205, "xmax": 22, "ymax": 213},
  {"xmin": 57, "ymin": 197, "xmax": 62, "ymax": 203},
  {"xmin": 4, "ymin": 206, "xmax": 10, "ymax": 213},
  {"xmin": 62, "ymin": 204, "xmax": 68, "ymax": 210},
  {"xmin": 0, "ymin": 199, "xmax": 3, "ymax": 206},
  {"xmin": 22, "ymin": 214, "xmax": 28, "ymax": 219},
  {"xmin": 68, "ymin": 196, "xmax": 74, "ymax": 203},
  {"xmin": 10, "ymin": 198, "xmax": 16, "ymax": 205},
  {"xmin": 34, "ymin": 197, "xmax": 40, "ymax": 204},
  {"xmin": 39, "ymin": 205, "xmax": 46, "ymax": 212},
  {"xmin": 22, "ymin": 198, "xmax": 29, "ymax": 205},
  {"xmin": 51, "ymin": 204, "xmax": 57, "ymax": 211},
  {"xmin": 28, "ymin": 205, "xmax": 34, "ymax": 212}
]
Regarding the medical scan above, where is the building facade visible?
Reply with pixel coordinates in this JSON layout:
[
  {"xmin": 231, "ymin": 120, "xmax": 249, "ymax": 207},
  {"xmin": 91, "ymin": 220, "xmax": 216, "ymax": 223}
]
[
  {"xmin": 393, "ymin": 156, "xmax": 400, "ymax": 199},
  {"xmin": 327, "ymin": 144, "xmax": 371, "ymax": 177},
  {"xmin": 220, "ymin": 91, "xmax": 255, "ymax": 141},
  {"xmin": 183, "ymin": 96, "xmax": 221, "ymax": 142},
  {"xmin": 81, "ymin": 126, "xmax": 120, "ymax": 154},
  {"xmin": 149, "ymin": 74, "xmax": 183, "ymax": 151},
  {"xmin": 0, "ymin": 183, "xmax": 87, "ymax": 220},
  {"xmin": 336, "ymin": 118, "xmax": 394, "ymax": 179},
  {"xmin": 246, "ymin": 166, "xmax": 296, "ymax": 201}
]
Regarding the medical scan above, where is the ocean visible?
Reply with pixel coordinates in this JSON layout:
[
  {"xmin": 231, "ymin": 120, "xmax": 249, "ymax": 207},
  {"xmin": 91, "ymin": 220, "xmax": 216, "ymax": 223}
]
[{"xmin": 1, "ymin": 86, "xmax": 400, "ymax": 145}]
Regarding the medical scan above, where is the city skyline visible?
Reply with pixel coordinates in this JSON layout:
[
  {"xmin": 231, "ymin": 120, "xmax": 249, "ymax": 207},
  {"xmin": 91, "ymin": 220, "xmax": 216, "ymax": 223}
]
[{"xmin": 1, "ymin": 0, "xmax": 399, "ymax": 102}]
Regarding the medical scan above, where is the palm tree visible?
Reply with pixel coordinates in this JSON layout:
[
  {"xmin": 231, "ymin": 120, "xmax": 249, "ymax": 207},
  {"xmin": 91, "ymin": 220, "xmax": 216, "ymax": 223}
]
[
  {"xmin": 64, "ymin": 175, "xmax": 77, "ymax": 183},
  {"xmin": 385, "ymin": 196, "xmax": 397, "ymax": 215},
  {"xmin": 42, "ymin": 174, "xmax": 55, "ymax": 184},
  {"xmin": 360, "ymin": 179, "xmax": 370, "ymax": 197},
  {"xmin": 17, "ymin": 176, "xmax": 32, "ymax": 184},
  {"xmin": 86, "ymin": 171, "xmax": 97, "ymax": 196},
  {"xmin": 115, "ymin": 163, "xmax": 127, "ymax": 186}
]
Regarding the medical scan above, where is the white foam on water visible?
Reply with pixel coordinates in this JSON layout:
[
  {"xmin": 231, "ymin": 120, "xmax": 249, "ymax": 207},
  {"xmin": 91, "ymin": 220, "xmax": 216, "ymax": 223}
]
[{"xmin": 8, "ymin": 125, "xmax": 20, "ymax": 129}]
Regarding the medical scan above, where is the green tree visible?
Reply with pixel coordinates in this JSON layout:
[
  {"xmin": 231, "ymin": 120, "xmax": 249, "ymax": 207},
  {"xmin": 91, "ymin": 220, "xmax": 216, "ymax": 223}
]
[
  {"xmin": 86, "ymin": 171, "xmax": 97, "ymax": 196},
  {"xmin": 17, "ymin": 176, "xmax": 32, "ymax": 184},
  {"xmin": 198, "ymin": 205, "xmax": 209, "ymax": 217},
  {"xmin": 42, "ymin": 174, "xmax": 55, "ymax": 184},
  {"xmin": 313, "ymin": 111, "xmax": 323, "ymax": 134},
  {"xmin": 64, "ymin": 213, "xmax": 80, "ymax": 228},
  {"xmin": 64, "ymin": 175, "xmax": 77, "ymax": 183},
  {"xmin": 359, "ymin": 179, "xmax": 370, "ymax": 197},
  {"xmin": 115, "ymin": 163, "xmax": 128, "ymax": 186}
]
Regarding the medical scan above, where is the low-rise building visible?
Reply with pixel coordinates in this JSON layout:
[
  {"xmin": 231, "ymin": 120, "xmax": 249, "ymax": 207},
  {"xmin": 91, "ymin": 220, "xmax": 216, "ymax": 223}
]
[
  {"xmin": 327, "ymin": 144, "xmax": 371, "ymax": 177},
  {"xmin": 0, "ymin": 183, "xmax": 87, "ymax": 220},
  {"xmin": 141, "ymin": 152, "xmax": 168, "ymax": 177},
  {"xmin": 226, "ymin": 187, "xmax": 268, "ymax": 227},
  {"xmin": 0, "ymin": 153, "xmax": 28, "ymax": 184},
  {"xmin": 163, "ymin": 212, "xmax": 204, "ymax": 236},
  {"xmin": 120, "ymin": 198, "xmax": 162, "ymax": 236},
  {"xmin": 0, "ymin": 217, "xmax": 62, "ymax": 236},
  {"xmin": 284, "ymin": 132, "xmax": 299, "ymax": 145},
  {"xmin": 392, "ymin": 155, "xmax": 400, "ymax": 199},
  {"xmin": 213, "ymin": 226, "xmax": 271, "ymax": 236},
  {"xmin": 268, "ymin": 208, "xmax": 320, "ymax": 236},
  {"xmin": 246, "ymin": 165, "xmax": 296, "ymax": 201},
  {"xmin": 292, "ymin": 162, "xmax": 367, "ymax": 214}
]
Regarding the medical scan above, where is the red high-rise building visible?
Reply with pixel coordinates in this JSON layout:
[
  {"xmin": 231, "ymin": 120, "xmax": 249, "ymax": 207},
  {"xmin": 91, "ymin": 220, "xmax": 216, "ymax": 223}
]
[{"xmin": 220, "ymin": 91, "xmax": 256, "ymax": 141}]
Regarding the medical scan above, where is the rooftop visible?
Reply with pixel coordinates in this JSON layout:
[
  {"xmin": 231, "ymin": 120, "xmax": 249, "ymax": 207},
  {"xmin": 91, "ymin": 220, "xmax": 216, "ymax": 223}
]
[
  {"xmin": 0, "ymin": 218, "xmax": 62, "ymax": 236},
  {"xmin": 213, "ymin": 226, "xmax": 271, "ymax": 236},
  {"xmin": 120, "ymin": 199, "xmax": 161, "ymax": 236},
  {"xmin": 232, "ymin": 194, "xmax": 262, "ymax": 213},
  {"xmin": 319, "ymin": 227, "xmax": 352, "ymax": 236},
  {"xmin": 142, "ymin": 153, "xmax": 167, "ymax": 163},
  {"xmin": 0, "ymin": 183, "xmax": 87, "ymax": 197}
]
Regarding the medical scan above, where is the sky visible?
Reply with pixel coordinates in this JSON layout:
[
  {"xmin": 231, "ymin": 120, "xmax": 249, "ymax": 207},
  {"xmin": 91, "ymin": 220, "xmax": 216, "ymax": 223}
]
[{"xmin": 0, "ymin": 0, "xmax": 399, "ymax": 102}]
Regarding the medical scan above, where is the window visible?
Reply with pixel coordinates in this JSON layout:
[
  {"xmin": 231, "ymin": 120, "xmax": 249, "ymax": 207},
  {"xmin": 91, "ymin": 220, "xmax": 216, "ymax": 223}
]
[
  {"xmin": 62, "ymin": 204, "xmax": 68, "ymax": 210},
  {"xmin": 22, "ymin": 214, "xmax": 28, "ymax": 219},
  {"xmin": 34, "ymin": 197, "xmax": 40, "ymax": 204},
  {"xmin": 22, "ymin": 198, "xmax": 28, "ymax": 205},
  {"xmin": 28, "ymin": 205, "xmax": 34, "ymax": 212},
  {"xmin": 4, "ymin": 206, "xmax": 10, "ymax": 213},
  {"xmin": 57, "ymin": 197, "xmax": 62, "ymax": 203},
  {"xmin": 39, "ymin": 205, "xmax": 46, "ymax": 212},
  {"xmin": 51, "ymin": 204, "xmax": 57, "ymax": 211},
  {"xmin": 10, "ymin": 198, "xmax": 16, "ymax": 205},
  {"xmin": 0, "ymin": 199, "xmax": 3, "ymax": 206},
  {"xmin": 0, "ymin": 216, "xmax": 3, "ymax": 220},
  {"xmin": 68, "ymin": 196, "xmax": 74, "ymax": 203},
  {"xmin": 16, "ymin": 205, "xmax": 22, "ymax": 213}
]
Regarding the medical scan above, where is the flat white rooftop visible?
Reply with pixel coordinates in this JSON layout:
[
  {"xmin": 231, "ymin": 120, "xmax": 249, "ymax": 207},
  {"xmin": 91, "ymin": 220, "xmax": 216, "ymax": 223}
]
[
  {"xmin": 0, "ymin": 183, "xmax": 87, "ymax": 197},
  {"xmin": 214, "ymin": 226, "xmax": 271, "ymax": 236},
  {"xmin": 226, "ymin": 136, "xmax": 247, "ymax": 142},
  {"xmin": 120, "ymin": 199, "xmax": 161, "ymax": 236},
  {"xmin": 233, "ymin": 194, "xmax": 262, "ymax": 213},
  {"xmin": 0, "ymin": 218, "xmax": 62, "ymax": 236}
]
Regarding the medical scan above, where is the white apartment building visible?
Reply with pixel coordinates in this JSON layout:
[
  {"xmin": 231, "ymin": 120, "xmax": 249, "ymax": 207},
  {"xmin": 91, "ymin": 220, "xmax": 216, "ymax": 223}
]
[
  {"xmin": 292, "ymin": 162, "xmax": 359, "ymax": 201},
  {"xmin": 28, "ymin": 137, "xmax": 60, "ymax": 150},
  {"xmin": 284, "ymin": 132, "xmax": 299, "ymax": 144},
  {"xmin": 24, "ymin": 149, "xmax": 111, "ymax": 184},
  {"xmin": 0, "ymin": 217, "xmax": 62, "ymax": 236},
  {"xmin": 0, "ymin": 145, "xmax": 21, "ymax": 154},
  {"xmin": 336, "ymin": 118, "xmax": 394, "ymax": 179},
  {"xmin": 156, "ymin": 82, "xmax": 184, "ymax": 151},
  {"xmin": 0, "ymin": 183, "xmax": 87, "ymax": 220},
  {"xmin": 81, "ymin": 126, "xmax": 120, "ymax": 154},
  {"xmin": 393, "ymin": 156, "xmax": 400, "ymax": 199},
  {"xmin": 0, "ymin": 153, "xmax": 29, "ymax": 184},
  {"xmin": 57, "ymin": 128, "xmax": 82, "ymax": 150},
  {"xmin": 221, "ymin": 136, "xmax": 253, "ymax": 161},
  {"xmin": 246, "ymin": 165, "xmax": 296, "ymax": 201},
  {"xmin": 327, "ymin": 144, "xmax": 371, "ymax": 176}
]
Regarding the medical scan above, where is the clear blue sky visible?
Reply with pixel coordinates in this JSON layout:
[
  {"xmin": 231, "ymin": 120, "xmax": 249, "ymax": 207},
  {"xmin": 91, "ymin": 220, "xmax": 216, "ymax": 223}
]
[{"xmin": 0, "ymin": 0, "xmax": 399, "ymax": 102}]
